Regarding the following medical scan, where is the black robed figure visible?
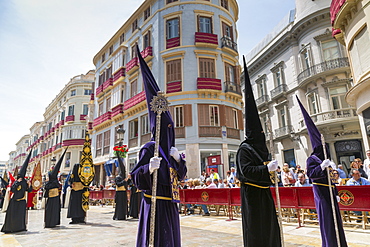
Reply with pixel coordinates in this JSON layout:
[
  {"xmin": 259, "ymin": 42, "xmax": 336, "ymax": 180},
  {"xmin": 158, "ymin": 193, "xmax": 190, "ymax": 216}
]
[
  {"xmin": 67, "ymin": 163, "xmax": 86, "ymax": 224},
  {"xmin": 236, "ymin": 57, "xmax": 281, "ymax": 247},
  {"xmin": 113, "ymin": 156, "xmax": 128, "ymax": 220},
  {"xmin": 67, "ymin": 134, "xmax": 95, "ymax": 224},
  {"xmin": 128, "ymin": 175, "xmax": 140, "ymax": 219},
  {"xmin": 44, "ymin": 148, "xmax": 68, "ymax": 228},
  {"xmin": 1, "ymin": 150, "xmax": 33, "ymax": 233}
]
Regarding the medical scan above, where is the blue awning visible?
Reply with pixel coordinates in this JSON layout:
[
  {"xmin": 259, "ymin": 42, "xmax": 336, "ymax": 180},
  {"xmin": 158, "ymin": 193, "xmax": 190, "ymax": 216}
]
[{"xmin": 104, "ymin": 159, "xmax": 118, "ymax": 177}]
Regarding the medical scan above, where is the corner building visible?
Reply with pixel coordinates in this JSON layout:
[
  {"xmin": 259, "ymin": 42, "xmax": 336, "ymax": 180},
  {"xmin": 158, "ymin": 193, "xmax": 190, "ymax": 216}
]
[
  {"xmin": 91, "ymin": 0, "xmax": 242, "ymax": 183},
  {"xmin": 245, "ymin": 0, "xmax": 362, "ymax": 173},
  {"xmin": 331, "ymin": 0, "xmax": 370, "ymax": 151}
]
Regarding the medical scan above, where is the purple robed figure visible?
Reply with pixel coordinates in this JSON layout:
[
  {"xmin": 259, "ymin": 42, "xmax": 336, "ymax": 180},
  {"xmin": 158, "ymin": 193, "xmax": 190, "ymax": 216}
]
[
  {"xmin": 297, "ymin": 96, "xmax": 347, "ymax": 247},
  {"xmin": 131, "ymin": 45, "xmax": 187, "ymax": 247}
]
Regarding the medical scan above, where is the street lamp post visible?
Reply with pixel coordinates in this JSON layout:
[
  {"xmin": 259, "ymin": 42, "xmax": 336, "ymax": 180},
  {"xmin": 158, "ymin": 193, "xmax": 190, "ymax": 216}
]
[{"xmin": 116, "ymin": 125, "xmax": 125, "ymax": 146}]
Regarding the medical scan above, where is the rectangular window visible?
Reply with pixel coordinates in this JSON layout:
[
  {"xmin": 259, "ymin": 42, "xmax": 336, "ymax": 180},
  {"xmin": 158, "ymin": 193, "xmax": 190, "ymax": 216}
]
[
  {"xmin": 71, "ymin": 90, "xmax": 76, "ymax": 96},
  {"xmin": 321, "ymin": 40, "xmax": 340, "ymax": 61},
  {"xmin": 83, "ymin": 104, "xmax": 89, "ymax": 115},
  {"xmin": 61, "ymin": 110, "xmax": 65, "ymax": 120},
  {"xmin": 308, "ymin": 93, "xmax": 319, "ymax": 114},
  {"xmin": 68, "ymin": 105, "xmax": 74, "ymax": 116},
  {"xmin": 143, "ymin": 31, "xmax": 151, "ymax": 49},
  {"xmin": 232, "ymin": 109, "xmax": 238, "ymax": 129},
  {"xmin": 129, "ymin": 119, "xmax": 139, "ymax": 139},
  {"xmin": 106, "ymin": 97, "xmax": 111, "ymax": 112},
  {"xmin": 84, "ymin": 89, "xmax": 92, "ymax": 95},
  {"xmin": 103, "ymin": 130, "xmax": 110, "ymax": 155},
  {"xmin": 198, "ymin": 16, "xmax": 212, "ymax": 33},
  {"xmin": 174, "ymin": 106, "xmax": 184, "ymax": 127},
  {"xmin": 224, "ymin": 63, "xmax": 235, "ymax": 83},
  {"xmin": 257, "ymin": 82, "xmax": 265, "ymax": 97},
  {"xmin": 166, "ymin": 0, "xmax": 178, "ymax": 3},
  {"xmin": 120, "ymin": 33, "xmax": 125, "ymax": 44},
  {"xmin": 199, "ymin": 58, "xmax": 215, "ymax": 78},
  {"xmin": 132, "ymin": 19, "xmax": 138, "ymax": 32},
  {"xmin": 131, "ymin": 45, "xmax": 137, "ymax": 59},
  {"xmin": 301, "ymin": 48, "xmax": 311, "ymax": 70},
  {"xmin": 98, "ymin": 102, "xmax": 104, "ymax": 116},
  {"xmin": 144, "ymin": 7, "xmax": 151, "ymax": 21},
  {"xmin": 279, "ymin": 108, "xmax": 286, "ymax": 127},
  {"xmin": 275, "ymin": 70, "xmax": 281, "ymax": 86},
  {"xmin": 221, "ymin": 0, "xmax": 228, "ymax": 10},
  {"xmin": 112, "ymin": 49, "xmax": 125, "ymax": 72},
  {"xmin": 209, "ymin": 105, "xmax": 219, "ymax": 126},
  {"xmin": 222, "ymin": 22, "xmax": 233, "ymax": 40},
  {"xmin": 167, "ymin": 18, "xmax": 179, "ymax": 39},
  {"xmin": 102, "ymin": 53, "xmax": 105, "ymax": 63},
  {"xmin": 166, "ymin": 59, "xmax": 182, "ymax": 83},
  {"xmin": 131, "ymin": 80, "xmax": 138, "ymax": 98},
  {"xmin": 141, "ymin": 115, "xmax": 150, "ymax": 135},
  {"xmin": 96, "ymin": 133, "xmax": 102, "ymax": 156},
  {"xmin": 109, "ymin": 46, "xmax": 113, "ymax": 55},
  {"xmin": 106, "ymin": 67, "xmax": 112, "ymax": 80},
  {"xmin": 65, "ymin": 152, "xmax": 71, "ymax": 168},
  {"xmin": 330, "ymin": 87, "xmax": 349, "ymax": 110}
]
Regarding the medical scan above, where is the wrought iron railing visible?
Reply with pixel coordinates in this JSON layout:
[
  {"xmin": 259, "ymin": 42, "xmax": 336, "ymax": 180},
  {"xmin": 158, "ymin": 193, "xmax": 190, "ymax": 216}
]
[
  {"xmin": 270, "ymin": 84, "xmax": 288, "ymax": 99},
  {"xmin": 221, "ymin": 36, "xmax": 238, "ymax": 52},
  {"xmin": 256, "ymin": 95, "xmax": 269, "ymax": 107},
  {"xmin": 297, "ymin": 57, "xmax": 349, "ymax": 84},
  {"xmin": 274, "ymin": 125, "xmax": 294, "ymax": 139},
  {"xmin": 299, "ymin": 108, "xmax": 358, "ymax": 129},
  {"xmin": 224, "ymin": 81, "xmax": 241, "ymax": 95}
]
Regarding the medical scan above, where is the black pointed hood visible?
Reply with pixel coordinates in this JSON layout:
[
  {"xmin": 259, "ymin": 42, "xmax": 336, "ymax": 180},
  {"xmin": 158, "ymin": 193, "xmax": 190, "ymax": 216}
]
[
  {"xmin": 0, "ymin": 176, "xmax": 8, "ymax": 188},
  {"xmin": 241, "ymin": 56, "xmax": 269, "ymax": 160},
  {"xmin": 49, "ymin": 148, "xmax": 68, "ymax": 181},
  {"xmin": 18, "ymin": 150, "xmax": 32, "ymax": 178}
]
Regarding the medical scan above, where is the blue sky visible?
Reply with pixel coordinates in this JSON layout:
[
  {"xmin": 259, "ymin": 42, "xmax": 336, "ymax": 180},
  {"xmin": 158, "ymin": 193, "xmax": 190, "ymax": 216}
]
[{"xmin": 0, "ymin": 0, "xmax": 295, "ymax": 161}]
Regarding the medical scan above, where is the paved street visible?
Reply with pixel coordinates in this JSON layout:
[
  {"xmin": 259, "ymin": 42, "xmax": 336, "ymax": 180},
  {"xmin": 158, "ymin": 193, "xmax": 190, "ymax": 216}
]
[{"xmin": 1, "ymin": 206, "xmax": 370, "ymax": 247}]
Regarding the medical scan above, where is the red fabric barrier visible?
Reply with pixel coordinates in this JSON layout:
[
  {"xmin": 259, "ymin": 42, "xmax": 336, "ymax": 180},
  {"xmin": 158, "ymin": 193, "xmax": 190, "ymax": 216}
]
[{"xmin": 180, "ymin": 186, "xmax": 370, "ymax": 221}]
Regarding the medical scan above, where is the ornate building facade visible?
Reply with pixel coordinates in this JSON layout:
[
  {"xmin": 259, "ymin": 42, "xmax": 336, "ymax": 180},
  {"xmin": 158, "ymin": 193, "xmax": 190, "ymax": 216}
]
[
  {"xmin": 331, "ymin": 0, "xmax": 370, "ymax": 151},
  {"xmin": 245, "ymin": 0, "xmax": 361, "ymax": 174},
  {"xmin": 91, "ymin": 0, "xmax": 242, "ymax": 184}
]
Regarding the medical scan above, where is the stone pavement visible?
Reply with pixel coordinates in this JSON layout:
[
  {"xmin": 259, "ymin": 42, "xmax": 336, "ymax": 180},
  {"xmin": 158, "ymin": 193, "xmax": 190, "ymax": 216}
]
[{"xmin": 1, "ymin": 206, "xmax": 370, "ymax": 247}]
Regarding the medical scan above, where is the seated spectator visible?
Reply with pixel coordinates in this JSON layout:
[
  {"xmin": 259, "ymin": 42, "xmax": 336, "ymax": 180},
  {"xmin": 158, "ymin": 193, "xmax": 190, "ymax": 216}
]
[
  {"xmin": 226, "ymin": 171, "xmax": 233, "ymax": 185},
  {"xmin": 346, "ymin": 169, "xmax": 370, "ymax": 186},
  {"xmin": 187, "ymin": 179, "xmax": 194, "ymax": 189},
  {"xmin": 218, "ymin": 179, "xmax": 224, "ymax": 188},
  {"xmin": 179, "ymin": 180, "xmax": 188, "ymax": 189},
  {"xmin": 282, "ymin": 167, "xmax": 296, "ymax": 187},
  {"xmin": 193, "ymin": 179, "xmax": 203, "ymax": 189},
  {"xmin": 223, "ymin": 179, "xmax": 231, "ymax": 188},
  {"xmin": 294, "ymin": 173, "xmax": 311, "ymax": 187},
  {"xmin": 349, "ymin": 159, "xmax": 368, "ymax": 179},
  {"xmin": 346, "ymin": 169, "xmax": 370, "ymax": 222},
  {"xmin": 336, "ymin": 164, "xmax": 347, "ymax": 179},
  {"xmin": 294, "ymin": 165, "xmax": 304, "ymax": 180},
  {"xmin": 332, "ymin": 171, "xmax": 342, "ymax": 185}
]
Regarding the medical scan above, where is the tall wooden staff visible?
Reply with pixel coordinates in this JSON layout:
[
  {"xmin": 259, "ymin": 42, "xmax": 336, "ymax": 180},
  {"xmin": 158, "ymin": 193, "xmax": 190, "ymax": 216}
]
[
  {"xmin": 321, "ymin": 134, "xmax": 341, "ymax": 247},
  {"xmin": 267, "ymin": 119, "xmax": 284, "ymax": 247},
  {"xmin": 149, "ymin": 92, "xmax": 169, "ymax": 247}
]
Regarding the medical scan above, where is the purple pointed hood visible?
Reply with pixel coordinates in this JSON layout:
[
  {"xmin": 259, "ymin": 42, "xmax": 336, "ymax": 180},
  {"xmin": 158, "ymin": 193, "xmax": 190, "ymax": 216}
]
[
  {"xmin": 241, "ymin": 56, "xmax": 269, "ymax": 161},
  {"xmin": 296, "ymin": 96, "xmax": 330, "ymax": 159},
  {"xmin": 137, "ymin": 45, "xmax": 175, "ymax": 157}
]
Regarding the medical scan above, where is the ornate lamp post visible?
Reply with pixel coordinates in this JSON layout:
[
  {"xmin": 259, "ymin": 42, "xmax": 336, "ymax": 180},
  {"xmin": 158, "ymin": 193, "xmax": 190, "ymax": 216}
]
[{"xmin": 116, "ymin": 125, "xmax": 125, "ymax": 146}]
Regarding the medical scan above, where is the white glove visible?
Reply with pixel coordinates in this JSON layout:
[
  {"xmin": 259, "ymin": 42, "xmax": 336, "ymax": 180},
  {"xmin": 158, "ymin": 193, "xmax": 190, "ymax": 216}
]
[
  {"xmin": 329, "ymin": 161, "xmax": 337, "ymax": 170},
  {"xmin": 170, "ymin": 146, "xmax": 181, "ymax": 163},
  {"xmin": 320, "ymin": 159, "xmax": 331, "ymax": 170},
  {"xmin": 336, "ymin": 196, "xmax": 341, "ymax": 203},
  {"xmin": 149, "ymin": 156, "xmax": 162, "ymax": 174},
  {"xmin": 267, "ymin": 160, "xmax": 278, "ymax": 172}
]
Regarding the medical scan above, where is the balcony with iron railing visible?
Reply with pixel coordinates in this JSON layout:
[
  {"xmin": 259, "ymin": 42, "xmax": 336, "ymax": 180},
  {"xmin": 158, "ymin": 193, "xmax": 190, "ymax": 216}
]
[
  {"xmin": 113, "ymin": 68, "xmax": 125, "ymax": 83},
  {"xmin": 126, "ymin": 57, "xmax": 139, "ymax": 74},
  {"xmin": 270, "ymin": 84, "xmax": 288, "ymax": 100},
  {"xmin": 298, "ymin": 108, "xmax": 358, "ymax": 129},
  {"xmin": 102, "ymin": 77, "xmax": 113, "ymax": 91},
  {"xmin": 224, "ymin": 81, "xmax": 241, "ymax": 95},
  {"xmin": 199, "ymin": 126, "xmax": 222, "ymax": 137},
  {"xmin": 221, "ymin": 36, "xmax": 238, "ymax": 54},
  {"xmin": 129, "ymin": 137, "xmax": 138, "ymax": 148},
  {"xmin": 274, "ymin": 125, "xmax": 294, "ymax": 139},
  {"xmin": 123, "ymin": 91, "xmax": 146, "ymax": 111},
  {"xmin": 141, "ymin": 46, "xmax": 153, "ymax": 60},
  {"xmin": 65, "ymin": 115, "xmax": 75, "ymax": 123},
  {"xmin": 297, "ymin": 57, "xmax": 349, "ymax": 85},
  {"xmin": 256, "ymin": 95, "xmax": 270, "ymax": 107}
]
